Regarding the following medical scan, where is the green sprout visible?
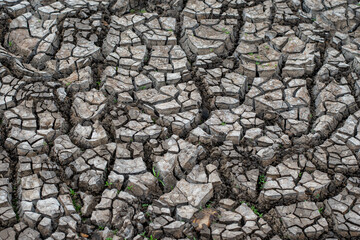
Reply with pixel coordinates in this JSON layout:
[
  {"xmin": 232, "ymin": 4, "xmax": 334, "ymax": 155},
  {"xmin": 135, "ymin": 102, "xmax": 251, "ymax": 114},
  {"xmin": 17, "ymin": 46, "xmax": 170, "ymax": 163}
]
[
  {"xmin": 140, "ymin": 9, "xmax": 146, "ymax": 13},
  {"xmin": 142, "ymin": 204, "xmax": 149, "ymax": 208},
  {"xmin": 251, "ymin": 205, "xmax": 263, "ymax": 218},
  {"xmin": 105, "ymin": 181, "xmax": 112, "ymax": 187},
  {"xmin": 152, "ymin": 167, "xmax": 165, "ymax": 186},
  {"xmin": 312, "ymin": 18, "xmax": 316, "ymax": 22},
  {"xmin": 130, "ymin": 9, "xmax": 136, "ymax": 13},
  {"xmin": 167, "ymin": 29, "xmax": 173, "ymax": 32},
  {"xmin": 66, "ymin": 82, "xmax": 71, "ymax": 86},
  {"xmin": 309, "ymin": 113, "xmax": 313, "ymax": 119},
  {"xmin": 98, "ymin": 226, "xmax": 105, "ymax": 230},
  {"xmin": 265, "ymin": 45, "xmax": 269, "ymax": 49},
  {"xmin": 258, "ymin": 174, "xmax": 266, "ymax": 189},
  {"xmin": 210, "ymin": 48, "xmax": 214, "ymax": 52},
  {"xmin": 127, "ymin": 185, "xmax": 133, "ymax": 191},
  {"xmin": 116, "ymin": 66, "xmax": 118, "ymax": 71},
  {"xmin": 206, "ymin": 201, "xmax": 213, "ymax": 208},
  {"xmin": 106, "ymin": 238, "xmax": 112, "ymax": 240},
  {"xmin": 221, "ymin": 122, "xmax": 226, "ymax": 126},
  {"xmin": 96, "ymin": 81, "xmax": 101, "ymax": 86},
  {"xmin": 114, "ymin": 98, "xmax": 118, "ymax": 103},
  {"xmin": 315, "ymin": 194, "xmax": 320, "ymax": 199},
  {"xmin": 318, "ymin": 207, "xmax": 324, "ymax": 213},
  {"xmin": 298, "ymin": 172, "xmax": 303, "ymax": 178},
  {"xmin": 69, "ymin": 188, "xmax": 76, "ymax": 197},
  {"xmin": 139, "ymin": 231, "xmax": 146, "ymax": 237},
  {"xmin": 113, "ymin": 229, "xmax": 118, "ymax": 234},
  {"xmin": 248, "ymin": 52, "xmax": 254, "ymax": 56},
  {"xmin": 256, "ymin": 61, "xmax": 260, "ymax": 65},
  {"xmin": 140, "ymin": 86, "xmax": 147, "ymax": 90},
  {"xmin": 8, "ymin": 41, "xmax": 12, "ymax": 47}
]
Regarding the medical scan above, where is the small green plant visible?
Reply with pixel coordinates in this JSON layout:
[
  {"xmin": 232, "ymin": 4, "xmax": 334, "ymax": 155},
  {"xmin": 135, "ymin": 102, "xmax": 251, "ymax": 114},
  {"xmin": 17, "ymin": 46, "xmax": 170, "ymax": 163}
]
[
  {"xmin": 210, "ymin": 48, "xmax": 214, "ymax": 52},
  {"xmin": 139, "ymin": 231, "xmax": 146, "ymax": 237},
  {"xmin": 142, "ymin": 204, "xmax": 149, "ymax": 208},
  {"xmin": 221, "ymin": 122, "xmax": 226, "ymax": 126},
  {"xmin": 106, "ymin": 238, "xmax": 112, "ymax": 240},
  {"xmin": 298, "ymin": 172, "xmax": 303, "ymax": 178},
  {"xmin": 114, "ymin": 98, "xmax": 118, "ymax": 103},
  {"xmin": 167, "ymin": 29, "xmax": 173, "ymax": 32},
  {"xmin": 130, "ymin": 9, "xmax": 136, "ymax": 13},
  {"xmin": 105, "ymin": 181, "xmax": 112, "ymax": 187},
  {"xmin": 220, "ymin": 28, "xmax": 230, "ymax": 34},
  {"xmin": 98, "ymin": 226, "xmax": 105, "ymax": 230},
  {"xmin": 256, "ymin": 61, "xmax": 260, "ymax": 65},
  {"xmin": 127, "ymin": 185, "xmax": 133, "ymax": 191},
  {"xmin": 73, "ymin": 200, "xmax": 81, "ymax": 213},
  {"xmin": 258, "ymin": 174, "xmax": 266, "ymax": 189},
  {"xmin": 43, "ymin": 141, "xmax": 47, "ymax": 146},
  {"xmin": 66, "ymin": 82, "xmax": 71, "ymax": 86},
  {"xmin": 251, "ymin": 205, "xmax": 263, "ymax": 218},
  {"xmin": 152, "ymin": 167, "xmax": 165, "ymax": 186},
  {"xmin": 8, "ymin": 41, "xmax": 12, "ymax": 47},
  {"xmin": 240, "ymin": 200, "xmax": 245, "ymax": 204},
  {"xmin": 248, "ymin": 52, "xmax": 254, "ymax": 56},
  {"xmin": 148, "ymin": 235, "xmax": 157, "ymax": 240},
  {"xmin": 140, "ymin": 9, "xmax": 146, "ymax": 13},
  {"xmin": 315, "ymin": 194, "xmax": 320, "ymax": 199},
  {"xmin": 265, "ymin": 45, "xmax": 269, "ymax": 49},
  {"xmin": 312, "ymin": 18, "xmax": 316, "ymax": 22},
  {"xmin": 96, "ymin": 81, "xmax": 101, "ymax": 86},
  {"xmin": 69, "ymin": 188, "xmax": 76, "ymax": 197},
  {"xmin": 318, "ymin": 207, "xmax": 324, "ymax": 213},
  {"xmin": 140, "ymin": 86, "xmax": 147, "ymax": 90},
  {"xmin": 206, "ymin": 201, "xmax": 213, "ymax": 208},
  {"xmin": 309, "ymin": 113, "xmax": 313, "ymax": 119},
  {"xmin": 115, "ymin": 66, "xmax": 118, "ymax": 71},
  {"xmin": 113, "ymin": 229, "xmax": 118, "ymax": 234}
]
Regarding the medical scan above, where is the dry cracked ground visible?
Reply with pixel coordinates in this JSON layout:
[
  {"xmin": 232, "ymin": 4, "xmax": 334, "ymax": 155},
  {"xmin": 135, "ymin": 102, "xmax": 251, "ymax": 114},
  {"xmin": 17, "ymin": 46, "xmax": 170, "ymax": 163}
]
[{"xmin": 0, "ymin": 0, "xmax": 360, "ymax": 239}]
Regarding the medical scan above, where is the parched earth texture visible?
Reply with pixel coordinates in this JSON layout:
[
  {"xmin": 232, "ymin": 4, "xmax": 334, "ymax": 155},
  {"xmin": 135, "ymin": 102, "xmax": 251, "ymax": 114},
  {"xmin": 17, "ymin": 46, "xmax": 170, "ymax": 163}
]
[{"xmin": 0, "ymin": 0, "xmax": 360, "ymax": 239}]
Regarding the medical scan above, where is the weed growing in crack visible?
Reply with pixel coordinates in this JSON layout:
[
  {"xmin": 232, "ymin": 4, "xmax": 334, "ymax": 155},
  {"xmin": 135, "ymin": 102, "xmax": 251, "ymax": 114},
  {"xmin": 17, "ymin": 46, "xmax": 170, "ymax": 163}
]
[
  {"xmin": 140, "ymin": 86, "xmax": 147, "ymax": 90},
  {"xmin": 315, "ymin": 193, "xmax": 320, "ymax": 199},
  {"xmin": 318, "ymin": 207, "xmax": 324, "ymax": 213},
  {"xmin": 250, "ymin": 205, "xmax": 263, "ymax": 218},
  {"xmin": 105, "ymin": 181, "xmax": 112, "ymax": 187},
  {"xmin": 140, "ymin": 9, "xmax": 146, "ymax": 13},
  {"xmin": 298, "ymin": 172, "xmax": 303, "ymax": 178},
  {"xmin": 221, "ymin": 28, "xmax": 229, "ymax": 34},
  {"xmin": 152, "ymin": 167, "xmax": 165, "ymax": 186},
  {"xmin": 206, "ymin": 201, "xmax": 213, "ymax": 208},
  {"xmin": 127, "ymin": 185, "xmax": 133, "ymax": 191},
  {"xmin": 130, "ymin": 9, "xmax": 136, "ymax": 13},
  {"xmin": 258, "ymin": 174, "xmax": 266, "ymax": 189},
  {"xmin": 142, "ymin": 203, "xmax": 149, "ymax": 208},
  {"xmin": 8, "ymin": 41, "xmax": 12, "ymax": 47},
  {"xmin": 69, "ymin": 188, "xmax": 76, "ymax": 197},
  {"xmin": 98, "ymin": 226, "xmax": 105, "ymax": 230},
  {"xmin": 221, "ymin": 122, "xmax": 226, "ymax": 126},
  {"xmin": 256, "ymin": 61, "xmax": 260, "ymax": 65},
  {"xmin": 114, "ymin": 98, "xmax": 118, "ymax": 104},
  {"xmin": 106, "ymin": 238, "xmax": 112, "ymax": 240},
  {"xmin": 167, "ymin": 29, "xmax": 173, "ymax": 32}
]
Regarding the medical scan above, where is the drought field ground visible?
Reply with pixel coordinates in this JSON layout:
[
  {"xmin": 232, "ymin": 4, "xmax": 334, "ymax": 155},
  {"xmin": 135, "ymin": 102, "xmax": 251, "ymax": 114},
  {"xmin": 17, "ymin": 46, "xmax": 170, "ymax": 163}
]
[{"xmin": 0, "ymin": 0, "xmax": 360, "ymax": 239}]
